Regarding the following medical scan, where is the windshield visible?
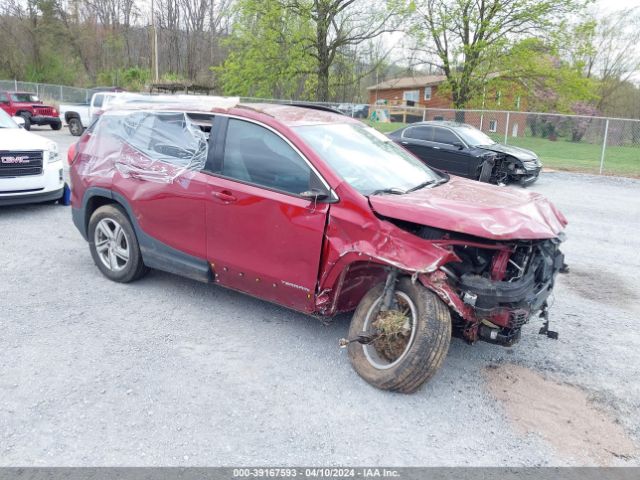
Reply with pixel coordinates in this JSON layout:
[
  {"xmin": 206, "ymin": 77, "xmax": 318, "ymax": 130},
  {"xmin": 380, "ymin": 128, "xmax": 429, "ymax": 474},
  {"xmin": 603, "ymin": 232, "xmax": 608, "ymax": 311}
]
[
  {"xmin": 0, "ymin": 109, "xmax": 18, "ymax": 128},
  {"xmin": 295, "ymin": 123, "xmax": 441, "ymax": 195},
  {"xmin": 10, "ymin": 93, "xmax": 39, "ymax": 102},
  {"xmin": 456, "ymin": 125, "xmax": 496, "ymax": 146}
]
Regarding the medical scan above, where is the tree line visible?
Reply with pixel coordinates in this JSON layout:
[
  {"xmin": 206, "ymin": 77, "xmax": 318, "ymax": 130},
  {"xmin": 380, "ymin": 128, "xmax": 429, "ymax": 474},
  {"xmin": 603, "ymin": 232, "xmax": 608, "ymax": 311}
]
[{"xmin": 0, "ymin": 0, "xmax": 639, "ymax": 117}]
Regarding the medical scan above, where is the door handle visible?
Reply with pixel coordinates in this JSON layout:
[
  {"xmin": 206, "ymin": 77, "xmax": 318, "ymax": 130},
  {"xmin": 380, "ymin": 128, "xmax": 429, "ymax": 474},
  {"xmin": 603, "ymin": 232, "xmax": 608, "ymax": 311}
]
[
  {"xmin": 211, "ymin": 190, "xmax": 237, "ymax": 204},
  {"xmin": 401, "ymin": 141, "xmax": 409, "ymax": 145}
]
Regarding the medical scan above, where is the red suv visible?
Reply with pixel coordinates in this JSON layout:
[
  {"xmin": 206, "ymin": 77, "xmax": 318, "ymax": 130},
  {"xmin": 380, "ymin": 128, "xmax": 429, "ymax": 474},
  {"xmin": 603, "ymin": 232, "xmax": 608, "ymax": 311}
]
[
  {"xmin": 0, "ymin": 91, "xmax": 61, "ymax": 131},
  {"xmin": 69, "ymin": 99, "xmax": 567, "ymax": 392}
]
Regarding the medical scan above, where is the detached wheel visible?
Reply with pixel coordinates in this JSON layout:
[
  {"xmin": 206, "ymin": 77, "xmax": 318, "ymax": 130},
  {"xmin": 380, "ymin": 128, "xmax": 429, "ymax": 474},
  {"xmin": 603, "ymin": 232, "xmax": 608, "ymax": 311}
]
[
  {"xmin": 20, "ymin": 113, "xmax": 31, "ymax": 131},
  {"xmin": 68, "ymin": 117, "xmax": 83, "ymax": 136},
  {"xmin": 88, "ymin": 205, "xmax": 148, "ymax": 283},
  {"xmin": 347, "ymin": 277, "xmax": 451, "ymax": 393},
  {"xmin": 51, "ymin": 120, "xmax": 62, "ymax": 130}
]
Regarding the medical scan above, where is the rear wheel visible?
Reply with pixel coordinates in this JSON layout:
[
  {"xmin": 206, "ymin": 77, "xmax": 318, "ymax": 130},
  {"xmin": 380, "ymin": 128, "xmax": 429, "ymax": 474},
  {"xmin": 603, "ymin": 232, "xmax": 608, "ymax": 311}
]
[
  {"xmin": 347, "ymin": 277, "xmax": 451, "ymax": 393},
  {"xmin": 88, "ymin": 205, "xmax": 148, "ymax": 283},
  {"xmin": 68, "ymin": 117, "xmax": 83, "ymax": 136}
]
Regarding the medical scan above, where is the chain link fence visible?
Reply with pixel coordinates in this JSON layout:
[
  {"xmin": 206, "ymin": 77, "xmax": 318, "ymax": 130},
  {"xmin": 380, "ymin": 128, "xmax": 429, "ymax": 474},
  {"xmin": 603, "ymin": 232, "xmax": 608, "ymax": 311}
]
[
  {"xmin": 1, "ymin": 80, "xmax": 638, "ymax": 177},
  {"xmin": 0, "ymin": 79, "xmax": 91, "ymax": 104}
]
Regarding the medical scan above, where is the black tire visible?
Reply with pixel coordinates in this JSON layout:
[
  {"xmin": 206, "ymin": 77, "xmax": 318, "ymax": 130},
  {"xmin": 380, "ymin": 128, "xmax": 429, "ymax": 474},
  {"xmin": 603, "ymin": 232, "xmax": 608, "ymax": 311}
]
[
  {"xmin": 51, "ymin": 120, "xmax": 62, "ymax": 131},
  {"xmin": 19, "ymin": 113, "xmax": 31, "ymax": 131},
  {"xmin": 88, "ymin": 204, "xmax": 148, "ymax": 283},
  {"xmin": 68, "ymin": 117, "xmax": 83, "ymax": 136},
  {"xmin": 347, "ymin": 277, "xmax": 451, "ymax": 393}
]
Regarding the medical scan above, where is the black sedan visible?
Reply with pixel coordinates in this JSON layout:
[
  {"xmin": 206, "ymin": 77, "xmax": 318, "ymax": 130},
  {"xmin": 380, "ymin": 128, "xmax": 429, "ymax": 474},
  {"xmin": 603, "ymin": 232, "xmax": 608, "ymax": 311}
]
[{"xmin": 388, "ymin": 121, "xmax": 542, "ymax": 185}]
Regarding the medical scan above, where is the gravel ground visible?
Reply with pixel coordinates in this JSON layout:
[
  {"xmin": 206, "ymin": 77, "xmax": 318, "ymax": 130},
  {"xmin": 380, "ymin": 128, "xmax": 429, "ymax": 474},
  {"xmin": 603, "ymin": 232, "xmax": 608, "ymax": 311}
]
[{"xmin": 1, "ymin": 130, "xmax": 639, "ymax": 466}]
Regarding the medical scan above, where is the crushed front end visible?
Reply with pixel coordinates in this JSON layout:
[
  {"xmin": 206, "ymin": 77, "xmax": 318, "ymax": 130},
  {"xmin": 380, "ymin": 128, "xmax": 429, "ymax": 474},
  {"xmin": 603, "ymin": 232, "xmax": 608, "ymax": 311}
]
[{"xmin": 421, "ymin": 235, "xmax": 565, "ymax": 346}]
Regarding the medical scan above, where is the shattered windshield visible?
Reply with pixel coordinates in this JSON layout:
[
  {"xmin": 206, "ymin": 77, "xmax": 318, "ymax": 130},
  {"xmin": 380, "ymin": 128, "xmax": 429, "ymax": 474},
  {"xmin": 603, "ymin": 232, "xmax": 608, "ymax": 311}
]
[
  {"xmin": 456, "ymin": 125, "xmax": 496, "ymax": 146},
  {"xmin": 295, "ymin": 123, "xmax": 441, "ymax": 195}
]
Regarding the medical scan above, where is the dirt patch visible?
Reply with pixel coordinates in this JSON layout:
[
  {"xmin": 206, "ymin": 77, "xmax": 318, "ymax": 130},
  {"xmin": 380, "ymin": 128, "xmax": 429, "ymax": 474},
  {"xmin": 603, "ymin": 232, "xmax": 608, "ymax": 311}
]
[
  {"xmin": 561, "ymin": 266, "xmax": 638, "ymax": 311},
  {"xmin": 484, "ymin": 364, "xmax": 637, "ymax": 465}
]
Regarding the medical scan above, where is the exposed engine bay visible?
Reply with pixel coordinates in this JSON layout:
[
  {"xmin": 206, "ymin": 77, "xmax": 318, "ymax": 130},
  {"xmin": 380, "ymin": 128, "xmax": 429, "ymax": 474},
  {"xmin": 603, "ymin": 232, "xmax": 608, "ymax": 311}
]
[
  {"xmin": 478, "ymin": 154, "xmax": 541, "ymax": 186},
  {"xmin": 396, "ymin": 222, "xmax": 565, "ymax": 346}
]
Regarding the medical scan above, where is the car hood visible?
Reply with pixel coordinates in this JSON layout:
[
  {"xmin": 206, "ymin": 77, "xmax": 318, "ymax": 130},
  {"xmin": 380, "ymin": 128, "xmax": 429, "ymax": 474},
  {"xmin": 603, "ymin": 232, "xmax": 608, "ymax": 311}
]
[
  {"xmin": 368, "ymin": 176, "xmax": 567, "ymax": 240},
  {"xmin": 477, "ymin": 143, "xmax": 537, "ymax": 161},
  {"xmin": 0, "ymin": 127, "xmax": 54, "ymax": 151}
]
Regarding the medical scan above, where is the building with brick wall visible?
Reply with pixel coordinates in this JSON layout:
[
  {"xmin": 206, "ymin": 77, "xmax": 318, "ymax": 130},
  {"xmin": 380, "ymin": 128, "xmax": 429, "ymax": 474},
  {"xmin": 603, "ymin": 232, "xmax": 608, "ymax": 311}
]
[
  {"xmin": 367, "ymin": 75, "xmax": 449, "ymax": 108},
  {"xmin": 367, "ymin": 74, "xmax": 529, "ymax": 138}
]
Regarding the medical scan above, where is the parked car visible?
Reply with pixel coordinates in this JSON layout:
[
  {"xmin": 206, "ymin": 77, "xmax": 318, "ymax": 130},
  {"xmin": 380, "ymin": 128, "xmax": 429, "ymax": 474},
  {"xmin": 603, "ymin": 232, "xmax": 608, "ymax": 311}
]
[
  {"xmin": 69, "ymin": 99, "xmax": 566, "ymax": 393},
  {"xmin": 337, "ymin": 103, "xmax": 369, "ymax": 118},
  {"xmin": 59, "ymin": 91, "xmax": 123, "ymax": 136},
  {"xmin": 0, "ymin": 108, "xmax": 66, "ymax": 205},
  {"xmin": 388, "ymin": 121, "xmax": 542, "ymax": 185},
  {"xmin": 0, "ymin": 91, "xmax": 61, "ymax": 131}
]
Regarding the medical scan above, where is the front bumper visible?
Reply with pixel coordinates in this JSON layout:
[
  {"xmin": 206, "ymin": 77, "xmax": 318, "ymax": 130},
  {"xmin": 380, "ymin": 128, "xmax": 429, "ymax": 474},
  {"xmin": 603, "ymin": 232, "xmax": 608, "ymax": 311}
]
[
  {"xmin": 0, "ymin": 159, "xmax": 65, "ymax": 205},
  {"xmin": 31, "ymin": 115, "xmax": 60, "ymax": 126}
]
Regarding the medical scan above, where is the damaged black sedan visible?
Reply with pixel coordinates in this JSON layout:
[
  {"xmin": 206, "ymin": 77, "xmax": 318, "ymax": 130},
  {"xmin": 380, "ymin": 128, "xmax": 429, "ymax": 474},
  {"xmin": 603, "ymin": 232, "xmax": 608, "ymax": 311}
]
[{"xmin": 388, "ymin": 121, "xmax": 542, "ymax": 186}]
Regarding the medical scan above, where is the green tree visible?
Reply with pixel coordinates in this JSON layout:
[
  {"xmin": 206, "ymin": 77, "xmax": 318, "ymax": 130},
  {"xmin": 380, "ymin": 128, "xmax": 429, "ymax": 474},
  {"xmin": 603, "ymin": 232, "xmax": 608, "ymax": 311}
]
[
  {"xmin": 215, "ymin": 0, "xmax": 317, "ymax": 99},
  {"xmin": 410, "ymin": 0, "xmax": 590, "ymax": 108}
]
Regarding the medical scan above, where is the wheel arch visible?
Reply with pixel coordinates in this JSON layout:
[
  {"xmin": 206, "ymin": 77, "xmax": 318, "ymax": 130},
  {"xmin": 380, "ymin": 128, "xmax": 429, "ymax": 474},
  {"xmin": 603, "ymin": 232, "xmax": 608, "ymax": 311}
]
[
  {"xmin": 76, "ymin": 187, "xmax": 213, "ymax": 283},
  {"xmin": 65, "ymin": 112, "xmax": 81, "ymax": 123}
]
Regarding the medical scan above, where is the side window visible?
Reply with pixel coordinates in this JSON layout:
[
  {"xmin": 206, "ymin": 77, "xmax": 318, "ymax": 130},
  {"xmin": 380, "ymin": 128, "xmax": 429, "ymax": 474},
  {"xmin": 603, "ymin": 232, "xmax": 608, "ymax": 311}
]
[
  {"xmin": 222, "ymin": 119, "xmax": 314, "ymax": 195},
  {"xmin": 432, "ymin": 127, "xmax": 459, "ymax": 145},
  {"xmin": 0, "ymin": 93, "xmax": 9, "ymax": 104},
  {"xmin": 403, "ymin": 126, "xmax": 433, "ymax": 141},
  {"xmin": 93, "ymin": 94, "xmax": 104, "ymax": 108}
]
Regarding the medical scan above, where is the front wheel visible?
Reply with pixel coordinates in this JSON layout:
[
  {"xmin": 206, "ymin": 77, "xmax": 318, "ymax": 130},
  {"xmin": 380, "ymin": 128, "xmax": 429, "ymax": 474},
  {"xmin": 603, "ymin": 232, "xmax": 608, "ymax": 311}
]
[
  {"xmin": 19, "ymin": 113, "xmax": 31, "ymax": 131},
  {"xmin": 51, "ymin": 120, "xmax": 62, "ymax": 130},
  {"xmin": 347, "ymin": 277, "xmax": 451, "ymax": 393},
  {"xmin": 88, "ymin": 205, "xmax": 148, "ymax": 283}
]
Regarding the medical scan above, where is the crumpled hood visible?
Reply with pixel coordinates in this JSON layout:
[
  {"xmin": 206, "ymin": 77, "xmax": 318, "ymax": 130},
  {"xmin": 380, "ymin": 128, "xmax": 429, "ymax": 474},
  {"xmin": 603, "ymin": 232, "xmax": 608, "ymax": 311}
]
[
  {"xmin": 369, "ymin": 176, "xmax": 567, "ymax": 240},
  {"xmin": 478, "ymin": 143, "xmax": 538, "ymax": 162},
  {"xmin": 0, "ymin": 128, "xmax": 54, "ymax": 151}
]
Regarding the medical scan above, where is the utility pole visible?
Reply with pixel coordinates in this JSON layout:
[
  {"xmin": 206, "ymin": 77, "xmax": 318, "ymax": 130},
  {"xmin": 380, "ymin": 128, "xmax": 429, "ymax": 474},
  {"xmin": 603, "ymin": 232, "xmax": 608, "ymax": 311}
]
[{"xmin": 152, "ymin": 0, "xmax": 159, "ymax": 82}]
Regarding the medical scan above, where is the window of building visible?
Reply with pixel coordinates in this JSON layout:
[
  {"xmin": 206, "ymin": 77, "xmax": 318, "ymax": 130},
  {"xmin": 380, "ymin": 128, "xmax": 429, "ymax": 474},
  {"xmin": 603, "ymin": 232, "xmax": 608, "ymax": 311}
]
[
  {"xmin": 403, "ymin": 90, "xmax": 419, "ymax": 103},
  {"xmin": 489, "ymin": 120, "xmax": 498, "ymax": 132},
  {"xmin": 424, "ymin": 86, "xmax": 432, "ymax": 101}
]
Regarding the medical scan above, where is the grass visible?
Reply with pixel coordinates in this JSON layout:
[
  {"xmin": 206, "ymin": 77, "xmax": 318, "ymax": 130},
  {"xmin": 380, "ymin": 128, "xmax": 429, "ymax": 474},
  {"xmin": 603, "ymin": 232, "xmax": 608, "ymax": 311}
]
[{"xmin": 368, "ymin": 121, "xmax": 640, "ymax": 178}]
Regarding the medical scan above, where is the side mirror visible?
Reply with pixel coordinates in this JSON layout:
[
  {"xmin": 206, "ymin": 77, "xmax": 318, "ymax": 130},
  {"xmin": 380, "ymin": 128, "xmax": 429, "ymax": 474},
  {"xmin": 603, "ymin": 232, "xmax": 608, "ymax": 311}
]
[
  {"xmin": 452, "ymin": 142, "xmax": 464, "ymax": 150},
  {"xmin": 13, "ymin": 116, "xmax": 25, "ymax": 128},
  {"xmin": 300, "ymin": 188, "xmax": 329, "ymax": 201}
]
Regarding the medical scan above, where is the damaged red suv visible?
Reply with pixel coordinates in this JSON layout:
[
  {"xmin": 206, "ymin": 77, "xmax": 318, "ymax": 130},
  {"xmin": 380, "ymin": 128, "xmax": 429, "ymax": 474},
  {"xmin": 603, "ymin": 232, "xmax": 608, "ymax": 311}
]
[{"xmin": 69, "ymin": 98, "xmax": 567, "ymax": 392}]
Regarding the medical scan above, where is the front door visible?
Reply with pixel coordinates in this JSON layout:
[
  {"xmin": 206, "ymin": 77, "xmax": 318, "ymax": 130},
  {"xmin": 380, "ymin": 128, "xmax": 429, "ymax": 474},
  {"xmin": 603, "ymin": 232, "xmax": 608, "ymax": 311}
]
[{"xmin": 203, "ymin": 117, "xmax": 329, "ymax": 312}]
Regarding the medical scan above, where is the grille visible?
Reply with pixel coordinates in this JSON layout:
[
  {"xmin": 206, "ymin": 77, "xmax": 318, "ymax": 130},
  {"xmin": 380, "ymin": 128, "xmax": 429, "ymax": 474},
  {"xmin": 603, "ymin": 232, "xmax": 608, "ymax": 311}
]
[
  {"xmin": 34, "ymin": 106, "xmax": 55, "ymax": 116},
  {"xmin": 508, "ymin": 309, "xmax": 530, "ymax": 329},
  {"xmin": 0, "ymin": 150, "xmax": 43, "ymax": 177}
]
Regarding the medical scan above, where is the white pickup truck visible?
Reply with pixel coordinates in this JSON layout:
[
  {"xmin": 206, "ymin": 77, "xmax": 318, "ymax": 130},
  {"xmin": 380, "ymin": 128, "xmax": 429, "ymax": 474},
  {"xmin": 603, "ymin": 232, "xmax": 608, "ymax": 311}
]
[{"xmin": 58, "ymin": 91, "xmax": 122, "ymax": 136}]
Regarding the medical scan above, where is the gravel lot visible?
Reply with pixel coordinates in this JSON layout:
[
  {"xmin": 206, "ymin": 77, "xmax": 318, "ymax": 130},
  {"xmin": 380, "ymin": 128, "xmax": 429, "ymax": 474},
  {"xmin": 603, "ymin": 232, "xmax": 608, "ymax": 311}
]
[{"xmin": 1, "ymin": 129, "xmax": 639, "ymax": 466}]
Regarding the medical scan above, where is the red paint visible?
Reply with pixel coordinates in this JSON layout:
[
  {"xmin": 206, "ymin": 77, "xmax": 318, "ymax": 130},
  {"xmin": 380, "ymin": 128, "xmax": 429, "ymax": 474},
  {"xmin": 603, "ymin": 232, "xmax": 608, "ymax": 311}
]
[
  {"xmin": 0, "ymin": 91, "xmax": 58, "ymax": 118},
  {"xmin": 70, "ymin": 102, "xmax": 567, "ymax": 327}
]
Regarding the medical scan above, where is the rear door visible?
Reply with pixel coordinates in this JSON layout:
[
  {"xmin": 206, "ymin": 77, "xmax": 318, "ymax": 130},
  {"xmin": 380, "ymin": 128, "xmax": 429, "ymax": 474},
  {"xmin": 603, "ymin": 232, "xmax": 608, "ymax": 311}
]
[
  {"xmin": 110, "ymin": 111, "xmax": 212, "ymax": 260},
  {"xmin": 202, "ymin": 117, "xmax": 330, "ymax": 312},
  {"xmin": 431, "ymin": 127, "xmax": 472, "ymax": 176},
  {"xmin": 398, "ymin": 125, "xmax": 440, "ymax": 167}
]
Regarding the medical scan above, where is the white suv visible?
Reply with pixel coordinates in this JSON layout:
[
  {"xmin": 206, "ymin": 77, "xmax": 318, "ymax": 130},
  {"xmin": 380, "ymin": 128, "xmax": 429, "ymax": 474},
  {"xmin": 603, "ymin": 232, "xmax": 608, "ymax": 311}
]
[{"xmin": 0, "ymin": 109, "xmax": 65, "ymax": 205}]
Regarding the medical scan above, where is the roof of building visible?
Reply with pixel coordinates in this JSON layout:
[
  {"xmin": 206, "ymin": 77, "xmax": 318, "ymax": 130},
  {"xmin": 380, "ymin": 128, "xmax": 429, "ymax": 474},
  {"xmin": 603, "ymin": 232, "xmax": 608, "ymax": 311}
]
[{"xmin": 367, "ymin": 75, "xmax": 447, "ymax": 91}]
